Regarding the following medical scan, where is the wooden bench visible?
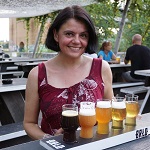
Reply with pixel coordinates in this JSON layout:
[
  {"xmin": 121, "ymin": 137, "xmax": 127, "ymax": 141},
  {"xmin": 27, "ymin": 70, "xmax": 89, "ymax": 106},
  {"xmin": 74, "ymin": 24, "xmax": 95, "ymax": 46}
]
[
  {"xmin": 0, "ymin": 71, "xmax": 24, "ymax": 79},
  {"xmin": 120, "ymin": 86, "xmax": 148, "ymax": 95},
  {"xmin": 112, "ymin": 82, "xmax": 145, "ymax": 95},
  {"xmin": 0, "ymin": 122, "xmax": 26, "ymax": 142},
  {"xmin": 0, "ymin": 122, "xmax": 32, "ymax": 149},
  {"xmin": 7, "ymin": 66, "xmax": 18, "ymax": 71},
  {"xmin": 120, "ymin": 85, "xmax": 150, "ymax": 115},
  {"xmin": 0, "ymin": 91, "xmax": 25, "ymax": 124},
  {"xmin": 112, "ymin": 82, "xmax": 145, "ymax": 89}
]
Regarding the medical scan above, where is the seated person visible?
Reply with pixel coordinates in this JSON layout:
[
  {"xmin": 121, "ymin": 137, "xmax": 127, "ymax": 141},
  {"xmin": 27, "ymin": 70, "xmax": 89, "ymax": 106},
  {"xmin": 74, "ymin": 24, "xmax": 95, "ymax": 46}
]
[
  {"xmin": 122, "ymin": 34, "xmax": 150, "ymax": 82},
  {"xmin": 97, "ymin": 41, "xmax": 117, "ymax": 63}
]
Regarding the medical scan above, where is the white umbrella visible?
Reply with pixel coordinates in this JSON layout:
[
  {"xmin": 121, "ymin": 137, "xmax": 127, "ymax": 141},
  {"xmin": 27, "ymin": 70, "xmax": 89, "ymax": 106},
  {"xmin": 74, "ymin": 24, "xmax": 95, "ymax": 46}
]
[{"xmin": 0, "ymin": 0, "xmax": 96, "ymax": 18}]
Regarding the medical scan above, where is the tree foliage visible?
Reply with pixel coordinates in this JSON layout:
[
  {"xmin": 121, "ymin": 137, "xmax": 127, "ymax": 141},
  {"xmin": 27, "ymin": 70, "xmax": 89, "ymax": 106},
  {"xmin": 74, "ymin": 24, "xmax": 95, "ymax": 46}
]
[
  {"xmin": 18, "ymin": 0, "xmax": 150, "ymax": 53},
  {"xmin": 85, "ymin": 0, "xmax": 150, "ymax": 52}
]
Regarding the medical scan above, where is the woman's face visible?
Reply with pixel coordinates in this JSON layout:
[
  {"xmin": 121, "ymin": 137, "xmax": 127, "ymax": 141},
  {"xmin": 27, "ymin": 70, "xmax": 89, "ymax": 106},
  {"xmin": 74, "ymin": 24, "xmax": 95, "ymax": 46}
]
[
  {"xmin": 54, "ymin": 18, "xmax": 89, "ymax": 58},
  {"xmin": 104, "ymin": 43, "xmax": 112, "ymax": 51}
]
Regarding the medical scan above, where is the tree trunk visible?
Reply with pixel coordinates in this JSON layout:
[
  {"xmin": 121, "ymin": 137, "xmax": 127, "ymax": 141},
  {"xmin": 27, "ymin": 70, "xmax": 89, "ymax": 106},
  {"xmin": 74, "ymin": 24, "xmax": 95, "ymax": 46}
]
[
  {"xmin": 114, "ymin": 0, "xmax": 131, "ymax": 55},
  {"xmin": 32, "ymin": 24, "xmax": 43, "ymax": 58}
]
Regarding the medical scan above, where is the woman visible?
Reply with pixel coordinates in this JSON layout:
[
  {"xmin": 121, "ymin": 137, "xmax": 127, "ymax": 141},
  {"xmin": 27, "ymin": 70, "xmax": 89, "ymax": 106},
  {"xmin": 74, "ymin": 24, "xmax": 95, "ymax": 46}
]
[
  {"xmin": 98, "ymin": 41, "xmax": 116, "ymax": 62},
  {"xmin": 23, "ymin": 5, "xmax": 114, "ymax": 140},
  {"xmin": 18, "ymin": 41, "xmax": 25, "ymax": 52}
]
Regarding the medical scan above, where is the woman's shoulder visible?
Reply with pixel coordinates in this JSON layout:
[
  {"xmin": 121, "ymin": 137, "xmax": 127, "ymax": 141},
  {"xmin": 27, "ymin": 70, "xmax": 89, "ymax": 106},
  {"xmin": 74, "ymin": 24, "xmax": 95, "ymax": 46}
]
[
  {"xmin": 28, "ymin": 66, "xmax": 38, "ymax": 78},
  {"xmin": 99, "ymin": 50, "xmax": 104, "ymax": 53},
  {"xmin": 101, "ymin": 60, "xmax": 111, "ymax": 71}
]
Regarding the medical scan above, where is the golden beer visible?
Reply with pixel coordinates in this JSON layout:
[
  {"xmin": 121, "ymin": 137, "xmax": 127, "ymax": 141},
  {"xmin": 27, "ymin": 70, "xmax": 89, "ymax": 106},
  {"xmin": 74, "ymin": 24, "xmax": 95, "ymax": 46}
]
[
  {"xmin": 125, "ymin": 101, "xmax": 139, "ymax": 126},
  {"xmin": 112, "ymin": 101, "xmax": 126, "ymax": 129},
  {"xmin": 79, "ymin": 102, "xmax": 96, "ymax": 139},
  {"xmin": 126, "ymin": 102, "xmax": 139, "ymax": 118},
  {"xmin": 116, "ymin": 56, "xmax": 121, "ymax": 63},
  {"xmin": 96, "ymin": 101, "xmax": 112, "ymax": 134}
]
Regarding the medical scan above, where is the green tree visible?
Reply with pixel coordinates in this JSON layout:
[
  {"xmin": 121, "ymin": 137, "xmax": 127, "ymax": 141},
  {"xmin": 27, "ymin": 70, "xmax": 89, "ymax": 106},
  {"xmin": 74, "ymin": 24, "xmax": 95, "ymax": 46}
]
[
  {"xmin": 85, "ymin": 1, "xmax": 121, "ymax": 52},
  {"xmin": 122, "ymin": 0, "xmax": 150, "ymax": 48},
  {"xmin": 85, "ymin": 0, "xmax": 150, "ymax": 52}
]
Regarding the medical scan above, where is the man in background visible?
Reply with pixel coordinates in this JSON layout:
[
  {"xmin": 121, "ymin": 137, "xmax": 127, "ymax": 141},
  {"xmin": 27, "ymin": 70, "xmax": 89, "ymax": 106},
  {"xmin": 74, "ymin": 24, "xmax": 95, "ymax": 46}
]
[{"xmin": 122, "ymin": 34, "xmax": 150, "ymax": 82}]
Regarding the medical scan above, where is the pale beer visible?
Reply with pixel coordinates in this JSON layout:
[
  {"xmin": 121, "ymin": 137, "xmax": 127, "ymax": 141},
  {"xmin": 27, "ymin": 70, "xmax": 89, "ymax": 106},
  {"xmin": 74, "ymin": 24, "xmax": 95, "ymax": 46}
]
[
  {"xmin": 96, "ymin": 101, "xmax": 112, "ymax": 134},
  {"xmin": 112, "ymin": 101, "xmax": 126, "ymax": 129},
  {"xmin": 125, "ymin": 95, "xmax": 139, "ymax": 126},
  {"xmin": 126, "ymin": 102, "xmax": 139, "ymax": 118}
]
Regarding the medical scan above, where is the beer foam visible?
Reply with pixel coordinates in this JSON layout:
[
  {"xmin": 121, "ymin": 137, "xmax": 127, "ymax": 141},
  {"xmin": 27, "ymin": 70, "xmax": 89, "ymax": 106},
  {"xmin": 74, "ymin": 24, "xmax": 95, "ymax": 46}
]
[
  {"xmin": 97, "ymin": 101, "xmax": 111, "ymax": 108},
  {"xmin": 79, "ymin": 109, "xmax": 95, "ymax": 116},
  {"xmin": 62, "ymin": 110, "xmax": 78, "ymax": 117},
  {"xmin": 112, "ymin": 101, "xmax": 126, "ymax": 109}
]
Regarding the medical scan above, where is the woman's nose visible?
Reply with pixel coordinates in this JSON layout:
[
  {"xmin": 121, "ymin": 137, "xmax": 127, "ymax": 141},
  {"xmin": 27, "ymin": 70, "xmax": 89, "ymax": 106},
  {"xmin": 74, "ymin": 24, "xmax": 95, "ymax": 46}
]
[{"xmin": 72, "ymin": 35, "xmax": 80, "ymax": 43}]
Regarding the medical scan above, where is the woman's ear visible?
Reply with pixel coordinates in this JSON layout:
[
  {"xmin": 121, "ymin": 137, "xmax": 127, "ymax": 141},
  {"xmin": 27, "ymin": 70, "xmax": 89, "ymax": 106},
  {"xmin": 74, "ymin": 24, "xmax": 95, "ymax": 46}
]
[{"xmin": 53, "ymin": 29, "xmax": 58, "ymax": 42}]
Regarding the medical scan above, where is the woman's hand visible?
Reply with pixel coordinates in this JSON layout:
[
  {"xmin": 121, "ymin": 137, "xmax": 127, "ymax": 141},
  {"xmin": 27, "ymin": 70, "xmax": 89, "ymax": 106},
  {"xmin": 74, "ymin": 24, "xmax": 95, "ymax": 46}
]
[{"xmin": 54, "ymin": 128, "xmax": 64, "ymax": 136}]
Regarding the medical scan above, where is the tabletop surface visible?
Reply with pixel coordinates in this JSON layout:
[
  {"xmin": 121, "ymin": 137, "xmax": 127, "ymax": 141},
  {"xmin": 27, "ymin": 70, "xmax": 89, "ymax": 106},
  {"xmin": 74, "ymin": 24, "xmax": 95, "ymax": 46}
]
[
  {"xmin": 0, "ymin": 78, "xmax": 27, "ymax": 92},
  {"xmin": 2, "ymin": 113, "xmax": 150, "ymax": 150},
  {"xmin": 14, "ymin": 61, "xmax": 44, "ymax": 66},
  {"xmin": 135, "ymin": 69, "xmax": 150, "ymax": 77},
  {"xmin": 0, "ymin": 58, "xmax": 48, "ymax": 64},
  {"xmin": 110, "ymin": 62, "xmax": 131, "ymax": 68}
]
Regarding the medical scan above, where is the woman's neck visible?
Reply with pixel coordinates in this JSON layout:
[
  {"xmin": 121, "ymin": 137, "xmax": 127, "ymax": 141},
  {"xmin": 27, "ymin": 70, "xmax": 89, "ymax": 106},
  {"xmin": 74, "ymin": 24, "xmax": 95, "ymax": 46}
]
[
  {"xmin": 104, "ymin": 50, "xmax": 109, "ymax": 55},
  {"xmin": 54, "ymin": 53, "xmax": 85, "ymax": 70}
]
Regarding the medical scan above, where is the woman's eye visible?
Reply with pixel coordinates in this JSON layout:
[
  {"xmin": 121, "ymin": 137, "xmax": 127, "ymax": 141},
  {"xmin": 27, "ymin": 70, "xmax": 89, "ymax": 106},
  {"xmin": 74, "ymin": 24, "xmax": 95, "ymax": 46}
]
[
  {"xmin": 80, "ymin": 34, "xmax": 88, "ymax": 39},
  {"xmin": 66, "ymin": 32, "xmax": 73, "ymax": 37}
]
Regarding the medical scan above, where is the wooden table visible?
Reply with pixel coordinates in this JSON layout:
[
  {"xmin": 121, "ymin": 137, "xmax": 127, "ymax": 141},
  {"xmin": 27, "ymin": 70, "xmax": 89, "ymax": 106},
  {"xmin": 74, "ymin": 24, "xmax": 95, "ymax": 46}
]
[
  {"xmin": 14, "ymin": 61, "xmax": 45, "ymax": 77},
  {"xmin": 135, "ymin": 69, "xmax": 150, "ymax": 114},
  {"xmin": 0, "ymin": 78, "xmax": 27, "ymax": 125},
  {"xmin": 0, "ymin": 58, "xmax": 47, "ymax": 72},
  {"xmin": 2, "ymin": 113, "xmax": 150, "ymax": 150},
  {"xmin": 110, "ymin": 62, "xmax": 131, "ymax": 82}
]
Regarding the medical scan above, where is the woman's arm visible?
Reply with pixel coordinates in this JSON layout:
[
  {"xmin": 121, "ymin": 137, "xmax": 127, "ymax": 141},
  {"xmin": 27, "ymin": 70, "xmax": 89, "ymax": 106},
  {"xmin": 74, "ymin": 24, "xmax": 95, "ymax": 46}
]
[
  {"xmin": 112, "ymin": 53, "xmax": 117, "ymax": 61},
  {"xmin": 23, "ymin": 67, "xmax": 45, "ymax": 140},
  {"xmin": 101, "ymin": 60, "xmax": 114, "ymax": 100},
  {"xmin": 99, "ymin": 55, "xmax": 103, "ymax": 59}
]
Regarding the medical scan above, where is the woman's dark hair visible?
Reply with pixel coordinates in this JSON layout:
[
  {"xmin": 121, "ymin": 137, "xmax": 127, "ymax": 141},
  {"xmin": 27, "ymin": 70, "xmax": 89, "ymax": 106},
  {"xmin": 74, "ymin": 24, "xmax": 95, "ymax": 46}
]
[
  {"xmin": 45, "ymin": 5, "xmax": 98, "ymax": 53},
  {"xmin": 100, "ymin": 41, "xmax": 112, "ymax": 51}
]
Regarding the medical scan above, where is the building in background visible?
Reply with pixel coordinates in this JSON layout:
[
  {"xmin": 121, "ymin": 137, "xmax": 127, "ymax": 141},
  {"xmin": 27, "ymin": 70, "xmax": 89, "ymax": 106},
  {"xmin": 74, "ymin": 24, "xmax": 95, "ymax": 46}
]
[{"xmin": 9, "ymin": 18, "xmax": 38, "ymax": 51}]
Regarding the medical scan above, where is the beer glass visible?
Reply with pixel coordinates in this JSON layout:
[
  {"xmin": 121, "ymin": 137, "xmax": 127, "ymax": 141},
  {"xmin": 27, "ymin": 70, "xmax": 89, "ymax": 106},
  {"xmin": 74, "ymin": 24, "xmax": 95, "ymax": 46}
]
[
  {"xmin": 116, "ymin": 56, "xmax": 121, "ymax": 64},
  {"xmin": 125, "ymin": 94, "xmax": 139, "ymax": 126},
  {"xmin": 112, "ymin": 97, "xmax": 126, "ymax": 129},
  {"xmin": 96, "ymin": 100, "xmax": 112, "ymax": 134},
  {"xmin": 61, "ymin": 104, "xmax": 79, "ymax": 143},
  {"xmin": 79, "ymin": 102, "xmax": 96, "ymax": 138}
]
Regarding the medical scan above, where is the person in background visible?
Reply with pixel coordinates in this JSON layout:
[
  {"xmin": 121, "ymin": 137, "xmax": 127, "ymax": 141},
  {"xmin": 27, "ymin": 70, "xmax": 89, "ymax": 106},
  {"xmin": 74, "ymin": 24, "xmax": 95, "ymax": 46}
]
[
  {"xmin": 23, "ymin": 5, "xmax": 114, "ymax": 140},
  {"xmin": 122, "ymin": 34, "xmax": 150, "ymax": 82},
  {"xmin": 97, "ymin": 41, "xmax": 117, "ymax": 62},
  {"xmin": 18, "ymin": 41, "xmax": 24, "ymax": 52},
  {"xmin": 0, "ymin": 45, "xmax": 3, "ymax": 51},
  {"xmin": 0, "ymin": 45, "xmax": 3, "ymax": 61}
]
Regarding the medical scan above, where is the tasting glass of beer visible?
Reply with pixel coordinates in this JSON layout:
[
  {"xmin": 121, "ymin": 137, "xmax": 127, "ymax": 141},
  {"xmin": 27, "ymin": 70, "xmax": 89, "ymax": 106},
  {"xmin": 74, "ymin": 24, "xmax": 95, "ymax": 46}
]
[
  {"xmin": 61, "ymin": 104, "xmax": 79, "ymax": 143},
  {"xmin": 125, "ymin": 94, "xmax": 139, "ymax": 126},
  {"xmin": 96, "ymin": 99, "xmax": 112, "ymax": 134},
  {"xmin": 116, "ymin": 56, "xmax": 121, "ymax": 64},
  {"xmin": 112, "ymin": 97, "xmax": 126, "ymax": 129},
  {"xmin": 79, "ymin": 102, "xmax": 96, "ymax": 138}
]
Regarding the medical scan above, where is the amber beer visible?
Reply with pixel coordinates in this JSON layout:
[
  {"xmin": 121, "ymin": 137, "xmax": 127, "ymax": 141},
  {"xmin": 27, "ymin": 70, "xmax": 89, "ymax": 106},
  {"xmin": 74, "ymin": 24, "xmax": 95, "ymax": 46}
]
[
  {"xmin": 96, "ymin": 101, "xmax": 112, "ymax": 134},
  {"xmin": 112, "ymin": 100, "xmax": 126, "ymax": 129},
  {"xmin": 125, "ymin": 95, "xmax": 139, "ymax": 126},
  {"xmin": 61, "ymin": 104, "xmax": 79, "ymax": 143},
  {"xmin": 116, "ymin": 56, "xmax": 121, "ymax": 63},
  {"xmin": 79, "ymin": 102, "xmax": 96, "ymax": 138}
]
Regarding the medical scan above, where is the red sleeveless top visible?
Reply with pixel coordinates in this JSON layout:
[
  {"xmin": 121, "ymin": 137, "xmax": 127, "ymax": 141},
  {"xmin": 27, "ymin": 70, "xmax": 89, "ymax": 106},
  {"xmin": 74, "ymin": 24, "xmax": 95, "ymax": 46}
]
[{"xmin": 38, "ymin": 58, "xmax": 104, "ymax": 135}]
